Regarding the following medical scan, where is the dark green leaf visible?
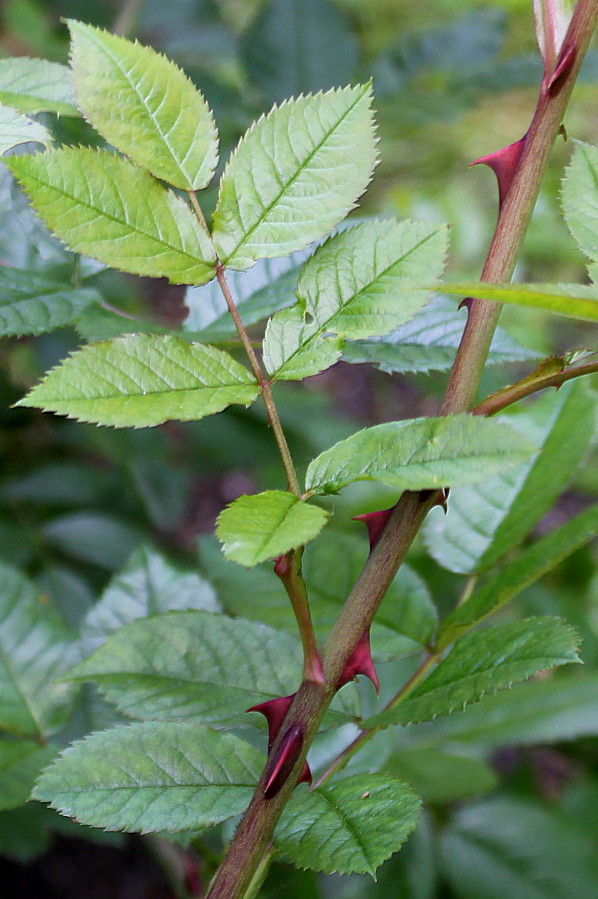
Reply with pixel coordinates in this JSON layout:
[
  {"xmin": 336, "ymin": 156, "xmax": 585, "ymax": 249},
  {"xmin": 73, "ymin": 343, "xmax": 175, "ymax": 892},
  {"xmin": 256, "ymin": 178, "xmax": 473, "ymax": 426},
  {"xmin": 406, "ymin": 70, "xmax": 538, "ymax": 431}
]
[
  {"xmin": 0, "ymin": 740, "xmax": 57, "ymax": 811},
  {"xmin": 0, "ymin": 267, "xmax": 99, "ymax": 337}
]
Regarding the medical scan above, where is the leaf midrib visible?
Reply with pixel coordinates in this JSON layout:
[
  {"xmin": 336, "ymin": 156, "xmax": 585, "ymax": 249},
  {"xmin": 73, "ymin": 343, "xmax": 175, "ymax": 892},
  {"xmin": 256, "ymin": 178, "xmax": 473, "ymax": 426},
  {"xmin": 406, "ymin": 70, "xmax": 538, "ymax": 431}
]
[{"xmin": 220, "ymin": 87, "xmax": 368, "ymax": 263}]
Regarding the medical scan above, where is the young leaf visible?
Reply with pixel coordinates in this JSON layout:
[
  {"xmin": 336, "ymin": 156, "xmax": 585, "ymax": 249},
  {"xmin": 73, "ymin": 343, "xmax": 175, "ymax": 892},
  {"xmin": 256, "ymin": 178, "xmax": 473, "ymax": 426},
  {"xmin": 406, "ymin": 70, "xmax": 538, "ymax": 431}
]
[
  {"xmin": 0, "ymin": 58, "xmax": 79, "ymax": 116},
  {"xmin": 32, "ymin": 722, "xmax": 262, "ymax": 833},
  {"xmin": 439, "ymin": 504, "xmax": 598, "ymax": 646},
  {"xmin": 240, "ymin": 0, "xmax": 359, "ymax": 105},
  {"xmin": 562, "ymin": 140, "xmax": 598, "ymax": 272},
  {"xmin": 6, "ymin": 148, "xmax": 216, "ymax": 284},
  {"xmin": 440, "ymin": 282, "xmax": 598, "ymax": 322},
  {"xmin": 212, "ymin": 84, "xmax": 377, "ymax": 269},
  {"xmin": 17, "ymin": 334, "xmax": 260, "ymax": 428},
  {"xmin": 217, "ymin": 491, "xmax": 329, "ymax": 566},
  {"xmin": 275, "ymin": 774, "xmax": 421, "ymax": 876},
  {"xmin": 305, "ymin": 415, "xmax": 535, "ymax": 495},
  {"xmin": 362, "ymin": 617, "xmax": 579, "ymax": 730},
  {"xmin": 264, "ymin": 219, "xmax": 448, "ymax": 380},
  {"xmin": 0, "ymin": 741, "xmax": 57, "ymax": 812},
  {"xmin": 424, "ymin": 381, "xmax": 596, "ymax": 574},
  {"xmin": 0, "ymin": 267, "xmax": 99, "ymax": 337},
  {"xmin": 342, "ymin": 295, "xmax": 539, "ymax": 374},
  {"xmin": 80, "ymin": 545, "xmax": 219, "ymax": 656},
  {"xmin": 0, "ymin": 563, "xmax": 75, "ymax": 740},
  {"xmin": 68, "ymin": 21, "xmax": 218, "ymax": 191},
  {"xmin": 0, "ymin": 104, "xmax": 53, "ymax": 155},
  {"xmin": 404, "ymin": 674, "xmax": 598, "ymax": 749}
]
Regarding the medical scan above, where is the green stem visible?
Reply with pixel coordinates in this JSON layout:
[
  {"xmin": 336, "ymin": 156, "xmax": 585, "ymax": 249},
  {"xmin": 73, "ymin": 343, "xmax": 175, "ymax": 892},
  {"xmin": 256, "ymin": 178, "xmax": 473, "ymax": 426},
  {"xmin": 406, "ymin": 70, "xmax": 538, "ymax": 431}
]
[
  {"xmin": 473, "ymin": 359, "xmax": 598, "ymax": 417},
  {"xmin": 205, "ymin": 4, "xmax": 598, "ymax": 896},
  {"xmin": 275, "ymin": 549, "xmax": 324, "ymax": 684}
]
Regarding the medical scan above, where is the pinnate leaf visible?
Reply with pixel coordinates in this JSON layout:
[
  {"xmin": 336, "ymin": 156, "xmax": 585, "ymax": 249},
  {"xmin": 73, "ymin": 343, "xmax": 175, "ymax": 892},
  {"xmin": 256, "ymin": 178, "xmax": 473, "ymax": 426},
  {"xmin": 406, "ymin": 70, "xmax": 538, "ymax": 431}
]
[
  {"xmin": 562, "ymin": 141, "xmax": 598, "ymax": 272},
  {"xmin": 305, "ymin": 415, "xmax": 535, "ymax": 495},
  {"xmin": 439, "ymin": 504, "xmax": 598, "ymax": 646},
  {"xmin": 264, "ymin": 219, "xmax": 448, "ymax": 380},
  {"xmin": 6, "ymin": 148, "xmax": 216, "ymax": 284},
  {"xmin": 0, "ymin": 741, "xmax": 57, "ymax": 812},
  {"xmin": 217, "ymin": 491, "xmax": 329, "ymax": 566},
  {"xmin": 68, "ymin": 21, "xmax": 218, "ymax": 190},
  {"xmin": 424, "ymin": 381, "xmax": 596, "ymax": 574},
  {"xmin": 32, "ymin": 722, "xmax": 262, "ymax": 833},
  {"xmin": 363, "ymin": 617, "xmax": 579, "ymax": 730},
  {"xmin": 0, "ymin": 267, "xmax": 99, "ymax": 337},
  {"xmin": 17, "ymin": 334, "xmax": 259, "ymax": 428},
  {"xmin": 0, "ymin": 563, "xmax": 75, "ymax": 740},
  {"xmin": 0, "ymin": 57, "xmax": 78, "ymax": 116},
  {"xmin": 0, "ymin": 104, "xmax": 53, "ymax": 155},
  {"xmin": 275, "ymin": 774, "xmax": 421, "ymax": 876},
  {"xmin": 212, "ymin": 84, "xmax": 377, "ymax": 269},
  {"xmin": 80, "ymin": 545, "xmax": 219, "ymax": 656}
]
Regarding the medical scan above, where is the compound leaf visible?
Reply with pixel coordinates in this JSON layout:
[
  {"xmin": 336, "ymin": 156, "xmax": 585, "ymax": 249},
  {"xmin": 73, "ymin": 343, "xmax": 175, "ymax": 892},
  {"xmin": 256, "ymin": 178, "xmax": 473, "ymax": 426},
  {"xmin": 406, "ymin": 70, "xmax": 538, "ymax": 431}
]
[
  {"xmin": 275, "ymin": 774, "xmax": 421, "ymax": 876},
  {"xmin": 363, "ymin": 617, "xmax": 579, "ymax": 730},
  {"xmin": 306, "ymin": 415, "xmax": 535, "ymax": 495},
  {"xmin": 0, "ymin": 741, "xmax": 57, "ymax": 812},
  {"xmin": 17, "ymin": 334, "xmax": 259, "ymax": 428},
  {"xmin": 424, "ymin": 381, "xmax": 596, "ymax": 574},
  {"xmin": 6, "ymin": 148, "xmax": 216, "ymax": 284},
  {"xmin": 0, "ymin": 267, "xmax": 99, "ymax": 337},
  {"xmin": 212, "ymin": 84, "xmax": 377, "ymax": 269},
  {"xmin": 264, "ymin": 219, "xmax": 448, "ymax": 380},
  {"xmin": 0, "ymin": 563, "xmax": 75, "ymax": 740},
  {"xmin": 32, "ymin": 722, "xmax": 262, "ymax": 833},
  {"xmin": 68, "ymin": 21, "xmax": 218, "ymax": 191},
  {"xmin": 0, "ymin": 57, "xmax": 78, "ymax": 116},
  {"xmin": 217, "ymin": 491, "xmax": 329, "ymax": 566}
]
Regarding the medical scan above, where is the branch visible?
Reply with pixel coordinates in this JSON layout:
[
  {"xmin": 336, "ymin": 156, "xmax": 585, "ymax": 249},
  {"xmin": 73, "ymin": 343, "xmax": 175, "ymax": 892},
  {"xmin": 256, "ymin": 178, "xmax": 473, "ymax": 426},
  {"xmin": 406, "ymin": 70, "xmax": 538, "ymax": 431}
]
[{"xmin": 205, "ymin": 3, "xmax": 598, "ymax": 896}]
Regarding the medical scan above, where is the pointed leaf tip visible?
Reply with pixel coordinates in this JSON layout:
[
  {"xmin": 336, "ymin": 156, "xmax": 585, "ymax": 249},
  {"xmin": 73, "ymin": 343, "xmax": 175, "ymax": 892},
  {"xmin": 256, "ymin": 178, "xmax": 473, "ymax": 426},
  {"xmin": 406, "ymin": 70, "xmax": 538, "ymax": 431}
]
[{"xmin": 337, "ymin": 628, "xmax": 380, "ymax": 694}]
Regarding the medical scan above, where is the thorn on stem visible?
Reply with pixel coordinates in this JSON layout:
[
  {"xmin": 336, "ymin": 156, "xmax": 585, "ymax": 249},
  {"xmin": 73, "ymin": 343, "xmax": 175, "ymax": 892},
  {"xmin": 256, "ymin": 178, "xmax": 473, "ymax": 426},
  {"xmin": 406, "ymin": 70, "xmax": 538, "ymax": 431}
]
[
  {"xmin": 336, "ymin": 628, "xmax": 380, "ymax": 694},
  {"xmin": 247, "ymin": 695, "xmax": 312, "ymax": 796},
  {"xmin": 353, "ymin": 507, "xmax": 394, "ymax": 550},
  {"xmin": 471, "ymin": 136, "xmax": 527, "ymax": 209}
]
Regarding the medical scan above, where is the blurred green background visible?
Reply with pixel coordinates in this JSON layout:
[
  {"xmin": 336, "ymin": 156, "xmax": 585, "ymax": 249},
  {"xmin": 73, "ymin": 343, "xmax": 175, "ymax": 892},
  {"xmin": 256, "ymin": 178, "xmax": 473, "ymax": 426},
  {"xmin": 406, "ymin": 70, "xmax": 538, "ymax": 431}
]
[{"xmin": 0, "ymin": 1, "xmax": 597, "ymax": 897}]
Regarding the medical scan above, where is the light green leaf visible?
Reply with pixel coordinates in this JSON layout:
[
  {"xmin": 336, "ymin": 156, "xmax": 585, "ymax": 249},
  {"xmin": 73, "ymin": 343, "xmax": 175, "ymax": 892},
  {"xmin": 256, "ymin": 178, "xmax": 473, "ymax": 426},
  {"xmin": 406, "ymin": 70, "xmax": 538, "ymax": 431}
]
[
  {"xmin": 275, "ymin": 774, "xmax": 421, "ymax": 876},
  {"xmin": 342, "ymin": 295, "xmax": 539, "ymax": 374},
  {"xmin": 32, "ymin": 722, "xmax": 262, "ymax": 833},
  {"xmin": 217, "ymin": 491, "xmax": 329, "ymax": 566},
  {"xmin": 6, "ymin": 148, "xmax": 216, "ymax": 284},
  {"xmin": 0, "ymin": 267, "xmax": 99, "ymax": 337},
  {"xmin": 441, "ymin": 797, "xmax": 598, "ymax": 899},
  {"xmin": 17, "ymin": 334, "xmax": 259, "ymax": 427},
  {"xmin": 0, "ymin": 741, "xmax": 57, "ymax": 812},
  {"xmin": 0, "ymin": 57, "xmax": 79, "ymax": 116},
  {"xmin": 212, "ymin": 84, "xmax": 377, "ymax": 269},
  {"xmin": 562, "ymin": 141, "xmax": 598, "ymax": 269},
  {"xmin": 0, "ymin": 563, "xmax": 75, "ymax": 740},
  {"xmin": 362, "ymin": 617, "xmax": 579, "ymax": 730},
  {"xmin": 264, "ymin": 220, "xmax": 448, "ymax": 380},
  {"xmin": 305, "ymin": 414, "xmax": 535, "ymax": 495},
  {"xmin": 80, "ymin": 545, "xmax": 219, "ymax": 656},
  {"xmin": 0, "ymin": 104, "xmax": 53, "ymax": 154},
  {"xmin": 403, "ymin": 674, "xmax": 598, "ymax": 749},
  {"xmin": 439, "ymin": 504, "xmax": 598, "ymax": 646},
  {"xmin": 68, "ymin": 21, "xmax": 218, "ymax": 191},
  {"xmin": 424, "ymin": 381, "xmax": 596, "ymax": 574},
  {"xmin": 440, "ymin": 281, "xmax": 598, "ymax": 322}
]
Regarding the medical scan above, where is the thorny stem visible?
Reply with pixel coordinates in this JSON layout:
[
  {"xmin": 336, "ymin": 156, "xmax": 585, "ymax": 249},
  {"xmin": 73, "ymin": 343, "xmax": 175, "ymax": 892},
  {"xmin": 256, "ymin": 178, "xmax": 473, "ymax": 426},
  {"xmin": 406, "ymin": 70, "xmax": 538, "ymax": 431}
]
[
  {"xmin": 206, "ymin": 4, "xmax": 598, "ymax": 897},
  {"xmin": 473, "ymin": 359, "xmax": 598, "ymax": 416}
]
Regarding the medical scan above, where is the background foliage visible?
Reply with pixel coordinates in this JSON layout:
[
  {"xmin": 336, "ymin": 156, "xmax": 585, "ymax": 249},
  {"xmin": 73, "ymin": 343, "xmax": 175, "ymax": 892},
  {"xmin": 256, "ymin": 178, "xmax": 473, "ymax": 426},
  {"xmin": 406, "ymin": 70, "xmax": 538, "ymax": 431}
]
[{"xmin": 0, "ymin": 0, "xmax": 596, "ymax": 897}]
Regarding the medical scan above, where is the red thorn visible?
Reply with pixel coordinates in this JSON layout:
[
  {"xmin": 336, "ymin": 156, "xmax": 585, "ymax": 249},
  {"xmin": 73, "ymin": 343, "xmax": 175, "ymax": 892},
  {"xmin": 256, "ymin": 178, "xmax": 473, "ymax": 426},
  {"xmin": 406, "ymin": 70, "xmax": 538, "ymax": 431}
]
[
  {"xmin": 353, "ymin": 507, "xmax": 394, "ymax": 550},
  {"xmin": 273, "ymin": 553, "xmax": 290, "ymax": 577},
  {"xmin": 248, "ymin": 695, "xmax": 312, "ymax": 795},
  {"xmin": 263, "ymin": 724, "xmax": 310, "ymax": 798},
  {"xmin": 337, "ymin": 628, "xmax": 380, "ymax": 694},
  {"xmin": 471, "ymin": 136, "xmax": 527, "ymax": 209},
  {"xmin": 548, "ymin": 44, "xmax": 577, "ymax": 94},
  {"xmin": 458, "ymin": 297, "xmax": 473, "ymax": 311}
]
